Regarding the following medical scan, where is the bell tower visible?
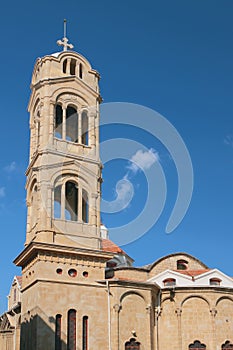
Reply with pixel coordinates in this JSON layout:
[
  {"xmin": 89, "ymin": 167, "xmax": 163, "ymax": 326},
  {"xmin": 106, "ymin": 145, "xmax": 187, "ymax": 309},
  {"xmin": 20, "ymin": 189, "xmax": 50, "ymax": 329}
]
[
  {"xmin": 25, "ymin": 28, "xmax": 102, "ymax": 250},
  {"xmin": 14, "ymin": 27, "xmax": 115, "ymax": 350}
]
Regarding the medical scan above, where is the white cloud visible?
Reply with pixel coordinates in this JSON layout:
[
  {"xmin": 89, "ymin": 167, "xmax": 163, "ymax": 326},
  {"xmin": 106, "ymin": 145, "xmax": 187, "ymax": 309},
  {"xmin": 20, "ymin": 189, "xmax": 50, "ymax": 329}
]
[
  {"xmin": 101, "ymin": 177, "xmax": 134, "ymax": 213},
  {"xmin": 0, "ymin": 187, "xmax": 5, "ymax": 198},
  {"xmin": 4, "ymin": 161, "xmax": 17, "ymax": 173},
  {"xmin": 224, "ymin": 134, "xmax": 233, "ymax": 148},
  {"xmin": 102, "ymin": 149, "xmax": 159, "ymax": 214},
  {"xmin": 127, "ymin": 148, "xmax": 159, "ymax": 173}
]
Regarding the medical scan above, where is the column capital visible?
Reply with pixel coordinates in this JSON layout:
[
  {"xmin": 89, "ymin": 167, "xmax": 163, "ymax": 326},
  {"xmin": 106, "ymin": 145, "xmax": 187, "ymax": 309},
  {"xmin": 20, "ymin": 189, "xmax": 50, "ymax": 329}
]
[
  {"xmin": 113, "ymin": 304, "xmax": 121, "ymax": 313},
  {"xmin": 210, "ymin": 308, "xmax": 217, "ymax": 317},
  {"xmin": 175, "ymin": 307, "xmax": 182, "ymax": 316}
]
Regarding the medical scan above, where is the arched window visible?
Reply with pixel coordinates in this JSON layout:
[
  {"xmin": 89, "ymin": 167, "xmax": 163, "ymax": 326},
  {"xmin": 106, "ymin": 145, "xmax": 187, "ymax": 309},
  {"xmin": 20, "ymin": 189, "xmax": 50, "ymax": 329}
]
[
  {"xmin": 163, "ymin": 278, "xmax": 176, "ymax": 287},
  {"xmin": 189, "ymin": 340, "xmax": 206, "ymax": 349},
  {"xmin": 31, "ymin": 185, "xmax": 38, "ymax": 228},
  {"xmin": 81, "ymin": 111, "xmax": 88, "ymax": 145},
  {"xmin": 67, "ymin": 309, "xmax": 76, "ymax": 350},
  {"xmin": 54, "ymin": 185, "xmax": 62, "ymax": 219},
  {"xmin": 82, "ymin": 189, "xmax": 89, "ymax": 223},
  {"xmin": 222, "ymin": 341, "xmax": 233, "ymax": 349},
  {"xmin": 82, "ymin": 316, "xmax": 88, "ymax": 350},
  {"xmin": 70, "ymin": 59, "xmax": 76, "ymax": 75},
  {"xmin": 54, "ymin": 180, "xmax": 89, "ymax": 223},
  {"xmin": 55, "ymin": 314, "xmax": 62, "ymax": 350},
  {"xmin": 125, "ymin": 338, "xmax": 140, "ymax": 350},
  {"xmin": 65, "ymin": 181, "xmax": 78, "ymax": 221},
  {"xmin": 209, "ymin": 278, "xmax": 221, "ymax": 286},
  {"xmin": 79, "ymin": 63, "xmax": 83, "ymax": 79},
  {"xmin": 63, "ymin": 59, "xmax": 67, "ymax": 74},
  {"xmin": 55, "ymin": 105, "xmax": 63, "ymax": 139},
  {"xmin": 66, "ymin": 106, "xmax": 78, "ymax": 143},
  {"xmin": 177, "ymin": 259, "xmax": 188, "ymax": 270}
]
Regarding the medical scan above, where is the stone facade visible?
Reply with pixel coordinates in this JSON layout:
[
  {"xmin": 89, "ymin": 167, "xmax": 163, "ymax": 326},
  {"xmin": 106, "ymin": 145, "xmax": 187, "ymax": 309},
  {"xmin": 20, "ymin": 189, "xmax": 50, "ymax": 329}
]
[{"xmin": 0, "ymin": 37, "xmax": 233, "ymax": 350}]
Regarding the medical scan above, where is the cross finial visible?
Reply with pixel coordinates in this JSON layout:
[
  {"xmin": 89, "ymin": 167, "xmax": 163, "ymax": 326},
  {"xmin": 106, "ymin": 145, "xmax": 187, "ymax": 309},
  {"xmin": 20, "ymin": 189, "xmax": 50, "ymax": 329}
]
[{"xmin": 57, "ymin": 19, "xmax": 74, "ymax": 51}]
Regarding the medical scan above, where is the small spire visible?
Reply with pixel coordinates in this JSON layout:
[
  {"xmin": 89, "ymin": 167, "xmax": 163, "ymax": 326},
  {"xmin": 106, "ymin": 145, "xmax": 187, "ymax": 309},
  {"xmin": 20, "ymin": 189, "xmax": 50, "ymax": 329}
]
[{"xmin": 57, "ymin": 19, "xmax": 74, "ymax": 51}]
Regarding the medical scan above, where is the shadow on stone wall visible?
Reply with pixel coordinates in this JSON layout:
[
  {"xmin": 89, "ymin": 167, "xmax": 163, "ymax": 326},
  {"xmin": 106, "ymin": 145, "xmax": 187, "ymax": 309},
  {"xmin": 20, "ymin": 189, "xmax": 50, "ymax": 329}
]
[{"xmin": 20, "ymin": 308, "xmax": 67, "ymax": 350}]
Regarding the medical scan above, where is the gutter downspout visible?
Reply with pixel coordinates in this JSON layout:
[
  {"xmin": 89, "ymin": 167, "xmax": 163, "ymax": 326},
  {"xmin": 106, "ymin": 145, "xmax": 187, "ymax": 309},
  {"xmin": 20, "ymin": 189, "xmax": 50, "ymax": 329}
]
[{"xmin": 107, "ymin": 281, "xmax": 112, "ymax": 350}]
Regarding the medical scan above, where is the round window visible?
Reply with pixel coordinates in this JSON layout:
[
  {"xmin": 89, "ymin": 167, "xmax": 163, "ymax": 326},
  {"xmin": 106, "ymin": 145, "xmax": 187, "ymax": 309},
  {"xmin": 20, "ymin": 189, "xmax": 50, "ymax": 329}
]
[{"xmin": 68, "ymin": 269, "xmax": 77, "ymax": 277}]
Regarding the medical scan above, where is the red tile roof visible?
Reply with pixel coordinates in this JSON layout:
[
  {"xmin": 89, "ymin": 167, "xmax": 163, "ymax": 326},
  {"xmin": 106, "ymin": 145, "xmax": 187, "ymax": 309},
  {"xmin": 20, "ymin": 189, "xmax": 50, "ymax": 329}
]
[
  {"xmin": 173, "ymin": 269, "xmax": 210, "ymax": 277},
  {"xmin": 101, "ymin": 239, "xmax": 125, "ymax": 254}
]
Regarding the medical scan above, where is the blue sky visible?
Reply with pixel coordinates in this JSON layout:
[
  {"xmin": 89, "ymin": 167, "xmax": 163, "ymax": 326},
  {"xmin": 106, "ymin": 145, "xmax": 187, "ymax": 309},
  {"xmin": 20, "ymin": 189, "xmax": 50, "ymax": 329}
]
[{"xmin": 0, "ymin": 0, "xmax": 232, "ymax": 312}]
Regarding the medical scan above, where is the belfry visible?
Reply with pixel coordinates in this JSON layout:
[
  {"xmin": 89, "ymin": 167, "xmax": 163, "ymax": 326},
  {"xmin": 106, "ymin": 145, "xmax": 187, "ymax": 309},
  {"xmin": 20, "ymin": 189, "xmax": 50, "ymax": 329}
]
[{"xmin": 14, "ymin": 26, "xmax": 121, "ymax": 349}]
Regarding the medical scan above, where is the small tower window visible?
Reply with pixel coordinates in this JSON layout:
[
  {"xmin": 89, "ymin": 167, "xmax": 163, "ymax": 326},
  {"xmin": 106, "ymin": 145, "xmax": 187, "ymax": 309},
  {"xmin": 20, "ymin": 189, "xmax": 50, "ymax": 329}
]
[
  {"xmin": 79, "ymin": 63, "xmax": 83, "ymax": 79},
  {"xmin": 55, "ymin": 314, "xmax": 62, "ymax": 350},
  {"xmin": 125, "ymin": 338, "xmax": 140, "ymax": 350},
  {"xmin": 55, "ymin": 105, "xmax": 63, "ymax": 139},
  {"xmin": 66, "ymin": 106, "xmax": 78, "ymax": 143},
  {"xmin": 82, "ymin": 189, "xmax": 89, "ymax": 223},
  {"xmin": 81, "ymin": 111, "xmax": 88, "ymax": 145},
  {"xmin": 70, "ymin": 59, "xmax": 76, "ymax": 75},
  {"xmin": 82, "ymin": 316, "xmax": 88, "ymax": 350},
  {"xmin": 63, "ymin": 59, "xmax": 67, "ymax": 74},
  {"xmin": 209, "ymin": 278, "xmax": 221, "ymax": 286},
  {"xmin": 222, "ymin": 340, "xmax": 233, "ymax": 349},
  {"xmin": 65, "ymin": 181, "xmax": 78, "ymax": 221},
  {"xmin": 67, "ymin": 309, "xmax": 76, "ymax": 350},
  {"xmin": 163, "ymin": 278, "xmax": 176, "ymax": 287},
  {"xmin": 189, "ymin": 340, "xmax": 206, "ymax": 349},
  {"xmin": 177, "ymin": 259, "xmax": 188, "ymax": 270}
]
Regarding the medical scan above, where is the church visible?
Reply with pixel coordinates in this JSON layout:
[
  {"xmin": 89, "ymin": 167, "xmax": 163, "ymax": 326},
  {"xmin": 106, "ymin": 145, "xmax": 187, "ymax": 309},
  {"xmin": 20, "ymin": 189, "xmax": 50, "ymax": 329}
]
[{"xmin": 0, "ymin": 29, "xmax": 233, "ymax": 350}]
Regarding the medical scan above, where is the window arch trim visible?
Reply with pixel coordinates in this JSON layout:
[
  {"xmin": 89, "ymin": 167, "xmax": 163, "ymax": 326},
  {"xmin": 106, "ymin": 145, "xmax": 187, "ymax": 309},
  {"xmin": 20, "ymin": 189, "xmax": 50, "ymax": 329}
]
[
  {"xmin": 67, "ymin": 309, "xmax": 76, "ymax": 350},
  {"xmin": 125, "ymin": 338, "xmax": 140, "ymax": 350},
  {"xmin": 222, "ymin": 340, "xmax": 233, "ymax": 349},
  {"xmin": 189, "ymin": 340, "xmax": 206, "ymax": 349}
]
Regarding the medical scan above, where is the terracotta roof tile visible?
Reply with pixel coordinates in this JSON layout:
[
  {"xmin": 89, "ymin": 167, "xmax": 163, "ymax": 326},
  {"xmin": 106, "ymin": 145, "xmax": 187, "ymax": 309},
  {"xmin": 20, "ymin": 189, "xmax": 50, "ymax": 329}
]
[{"xmin": 101, "ymin": 239, "xmax": 125, "ymax": 254}]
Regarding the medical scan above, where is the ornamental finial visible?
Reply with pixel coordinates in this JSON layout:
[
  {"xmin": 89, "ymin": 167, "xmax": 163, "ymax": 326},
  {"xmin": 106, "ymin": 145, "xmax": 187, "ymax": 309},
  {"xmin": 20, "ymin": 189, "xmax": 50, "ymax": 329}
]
[{"xmin": 57, "ymin": 19, "xmax": 74, "ymax": 51}]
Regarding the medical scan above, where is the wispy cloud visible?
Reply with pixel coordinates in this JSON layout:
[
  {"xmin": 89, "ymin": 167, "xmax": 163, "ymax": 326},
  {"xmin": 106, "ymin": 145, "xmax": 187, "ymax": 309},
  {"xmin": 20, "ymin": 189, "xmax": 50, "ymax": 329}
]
[
  {"xmin": 0, "ymin": 187, "xmax": 5, "ymax": 198},
  {"xmin": 4, "ymin": 161, "xmax": 17, "ymax": 173},
  {"xmin": 101, "ymin": 177, "xmax": 134, "ymax": 213},
  {"xmin": 114, "ymin": 177, "xmax": 134, "ymax": 208},
  {"xmin": 224, "ymin": 134, "xmax": 233, "ymax": 148},
  {"xmin": 102, "ymin": 149, "xmax": 159, "ymax": 214},
  {"xmin": 127, "ymin": 148, "xmax": 159, "ymax": 174}
]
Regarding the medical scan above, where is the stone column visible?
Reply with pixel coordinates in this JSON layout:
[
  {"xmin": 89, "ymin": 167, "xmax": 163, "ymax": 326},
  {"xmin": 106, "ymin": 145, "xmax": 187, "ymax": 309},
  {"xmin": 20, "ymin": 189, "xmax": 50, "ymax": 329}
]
[
  {"xmin": 89, "ymin": 108, "xmax": 96, "ymax": 149},
  {"xmin": 175, "ymin": 307, "xmax": 182, "ymax": 350},
  {"xmin": 78, "ymin": 186, "xmax": 82, "ymax": 222},
  {"xmin": 146, "ymin": 304, "xmax": 154, "ymax": 350},
  {"xmin": 67, "ymin": 58, "xmax": 71, "ymax": 75},
  {"xmin": 61, "ymin": 183, "xmax": 65, "ymax": 220},
  {"xmin": 112, "ymin": 303, "xmax": 121, "ymax": 350},
  {"xmin": 90, "ymin": 193, "xmax": 97, "ymax": 227},
  {"xmin": 210, "ymin": 308, "xmax": 217, "ymax": 349},
  {"xmin": 78, "ymin": 111, "xmax": 82, "ymax": 144},
  {"xmin": 49, "ymin": 103, "xmax": 54, "ymax": 144}
]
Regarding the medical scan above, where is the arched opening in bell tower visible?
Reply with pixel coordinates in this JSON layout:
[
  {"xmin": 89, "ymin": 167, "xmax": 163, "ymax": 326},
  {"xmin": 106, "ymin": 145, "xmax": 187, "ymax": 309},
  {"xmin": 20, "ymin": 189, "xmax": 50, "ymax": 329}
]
[{"xmin": 66, "ymin": 106, "xmax": 78, "ymax": 143}]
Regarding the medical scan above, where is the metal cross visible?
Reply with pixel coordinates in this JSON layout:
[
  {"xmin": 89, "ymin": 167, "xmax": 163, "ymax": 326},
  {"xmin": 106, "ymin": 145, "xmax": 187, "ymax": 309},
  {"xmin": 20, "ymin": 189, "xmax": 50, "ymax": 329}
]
[{"xmin": 57, "ymin": 19, "xmax": 74, "ymax": 51}]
